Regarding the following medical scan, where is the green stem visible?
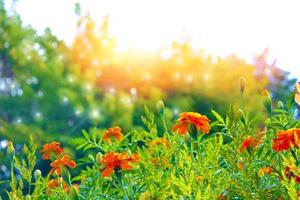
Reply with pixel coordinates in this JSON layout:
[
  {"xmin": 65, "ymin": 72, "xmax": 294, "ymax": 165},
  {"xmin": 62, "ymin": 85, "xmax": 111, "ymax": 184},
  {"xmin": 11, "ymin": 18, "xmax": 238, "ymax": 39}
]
[
  {"xmin": 161, "ymin": 115, "xmax": 169, "ymax": 135},
  {"xmin": 189, "ymin": 136, "xmax": 195, "ymax": 161},
  {"xmin": 121, "ymin": 178, "xmax": 129, "ymax": 200},
  {"xmin": 116, "ymin": 169, "xmax": 129, "ymax": 200},
  {"xmin": 240, "ymin": 92, "xmax": 243, "ymax": 109}
]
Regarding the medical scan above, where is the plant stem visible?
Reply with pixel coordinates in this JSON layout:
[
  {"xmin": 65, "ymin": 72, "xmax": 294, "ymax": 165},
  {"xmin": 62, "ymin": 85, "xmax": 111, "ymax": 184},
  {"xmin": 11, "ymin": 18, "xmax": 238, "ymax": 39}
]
[
  {"xmin": 116, "ymin": 169, "xmax": 129, "ymax": 200},
  {"xmin": 121, "ymin": 178, "xmax": 129, "ymax": 200},
  {"xmin": 189, "ymin": 136, "xmax": 195, "ymax": 161},
  {"xmin": 161, "ymin": 115, "xmax": 169, "ymax": 135}
]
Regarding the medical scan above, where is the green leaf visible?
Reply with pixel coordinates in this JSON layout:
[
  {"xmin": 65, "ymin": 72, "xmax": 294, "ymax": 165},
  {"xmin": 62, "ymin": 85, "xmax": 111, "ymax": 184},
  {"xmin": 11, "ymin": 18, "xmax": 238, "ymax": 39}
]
[
  {"xmin": 82, "ymin": 129, "xmax": 90, "ymax": 140},
  {"xmin": 211, "ymin": 110, "xmax": 225, "ymax": 125}
]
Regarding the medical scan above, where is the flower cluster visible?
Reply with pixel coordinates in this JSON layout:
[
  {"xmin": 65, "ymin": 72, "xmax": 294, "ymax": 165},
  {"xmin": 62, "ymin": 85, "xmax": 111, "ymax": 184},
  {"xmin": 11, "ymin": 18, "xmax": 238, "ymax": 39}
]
[{"xmin": 41, "ymin": 142, "xmax": 76, "ymax": 192}]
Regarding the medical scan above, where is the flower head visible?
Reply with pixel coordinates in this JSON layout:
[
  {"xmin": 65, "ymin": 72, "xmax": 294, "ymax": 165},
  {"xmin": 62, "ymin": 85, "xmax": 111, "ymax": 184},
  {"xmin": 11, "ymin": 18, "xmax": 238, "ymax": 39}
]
[
  {"xmin": 50, "ymin": 155, "xmax": 76, "ymax": 175},
  {"xmin": 41, "ymin": 142, "xmax": 63, "ymax": 160},
  {"xmin": 240, "ymin": 136, "xmax": 260, "ymax": 152},
  {"xmin": 172, "ymin": 112, "xmax": 210, "ymax": 135},
  {"xmin": 48, "ymin": 177, "xmax": 69, "ymax": 192},
  {"xmin": 102, "ymin": 126, "xmax": 124, "ymax": 143},
  {"xmin": 272, "ymin": 128, "xmax": 300, "ymax": 152},
  {"xmin": 99, "ymin": 152, "xmax": 139, "ymax": 177}
]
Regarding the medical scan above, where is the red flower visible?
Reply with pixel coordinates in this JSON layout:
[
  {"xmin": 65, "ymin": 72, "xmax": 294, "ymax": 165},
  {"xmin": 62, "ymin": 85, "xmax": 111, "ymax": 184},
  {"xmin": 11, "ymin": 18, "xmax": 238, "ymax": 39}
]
[
  {"xmin": 99, "ymin": 152, "xmax": 139, "ymax": 177},
  {"xmin": 285, "ymin": 166, "xmax": 300, "ymax": 183},
  {"xmin": 50, "ymin": 155, "xmax": 76, "ymax": 175},
  {"xmin": 172, "ymin": 112, "xmax": 210, "ymax": 135},
  {"xmin": 40, "ymin": 142, "xmax": 64, "ymax": 160},
  {"xmin": 272, "ymin": 128, "xmax": 300, "ymax": 152},
  {"xmin": 102, "ymin": 126, "xmax": 124, "ymax": 143},
  {"xmin": 240, "ymin": 136, "xmax": 260, "ymax": 152}
]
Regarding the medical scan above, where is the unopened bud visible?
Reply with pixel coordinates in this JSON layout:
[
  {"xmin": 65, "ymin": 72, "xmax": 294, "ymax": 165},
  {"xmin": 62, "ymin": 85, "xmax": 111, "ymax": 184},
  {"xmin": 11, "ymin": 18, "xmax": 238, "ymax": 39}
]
[
  {"xmin": 96, "ymin": 152, "xmax": 102, "ymax": 163},
  {"xmin": 262, "ymin": 89, "xmax": 272, "ymax": 116},
  {"xmin": 7, "ymin": 141, "xmax": 15, "ymax": 157},
  {"xmin": 34, "ymin": 169, "xmax": 42, "ymax": 180},
  {"xmin": 156, "ymin": 100, "xmax": 165, "ymax": 115},
  {"xmin": 240, "ymin": 77, "xmax": 246, "ymax": 94},
  {"xmin": 277, "ymin": 101, "xmax": 284, "ymax": 109},
  {"xmin": 88, "ymin": 154, "xmax": 95, "ymax": 162}
]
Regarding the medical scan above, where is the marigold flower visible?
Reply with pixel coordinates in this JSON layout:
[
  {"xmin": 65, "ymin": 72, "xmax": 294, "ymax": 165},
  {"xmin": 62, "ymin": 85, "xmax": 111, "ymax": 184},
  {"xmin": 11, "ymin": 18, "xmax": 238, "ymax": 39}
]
[
  {"xmin": 172, "ymin": 112, "xmax": 210, "ymax": 135},
  {"xmin": 258, "ymin": 167, "xmax": 273, "ymax": 176},
  {"xmin": 272, "ymin": 128, "xmax": 300, "ymax": 152},
  {"xmin": 99, "ymin": 152, "xmax": 139, "ymax": 177},
  {"xmin": 240, "ymin": 136, "xmax": 260, "ymax": 152},
  {"xmin": 40, "ymin": 142, "xmax": 63, "ymax": 160},
  {"xmin": 48, "ymin": 177, "xmax": 69, "ymax": 192},
  {"xmin": 102, "ymin": 126, "xmax": 124, "ymax": 143},
  {"xmin": 285, "ymin": 166, "xmax": 300, "ymax": 183},
  {"xmin": 50, "ymin": 155, "xmax": 76, "ymax": 175}
]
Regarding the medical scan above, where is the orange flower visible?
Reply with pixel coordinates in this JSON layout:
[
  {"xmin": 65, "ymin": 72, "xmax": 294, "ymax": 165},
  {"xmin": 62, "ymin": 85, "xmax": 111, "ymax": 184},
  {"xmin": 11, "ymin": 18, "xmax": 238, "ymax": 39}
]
[
  {"xmin": 172, "ymin": 112, "xmax": 210, "ymax": 135},
  {"xmin": 258, "ymin": 167, "xmax": 273, "ymax": 176},
  {"xmin": 240, "ymin": 136, "xmax": 260, "ymax": 152},
  {"xmin": 285, "ymin": 166, "xmax": 300, "ymax": 183},
  {"xmin": 272, "ymin": 128, "xmax": 300, "ymax": 152},
  {"xmin": 50, "ymin": 155, "xmax": 76, "ymax": 175},
  {"xmin": 99, "ymin": 152, "xmax": 139, "ymax": 177},
  {"xmin": 102, "ymin": 126, "xmax": 124, "ymax": 143},
  {"xmin": 48, "ymin": 177, "xmax": 69, "ymax": 192},
  {"xmin": 196, "ymin": 176, "xmax": 203, "ymax": 182},
  {"xmin": 40, "ymin": 142, "xmax": 63, "ymax": 160}
]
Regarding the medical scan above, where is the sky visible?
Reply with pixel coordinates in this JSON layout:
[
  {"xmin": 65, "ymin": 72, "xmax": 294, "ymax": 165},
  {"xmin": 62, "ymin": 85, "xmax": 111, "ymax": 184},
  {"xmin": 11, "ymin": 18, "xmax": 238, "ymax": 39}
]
[{"xmin": 5, "ymin": 0, "xmax": 300, "ymax": 78}]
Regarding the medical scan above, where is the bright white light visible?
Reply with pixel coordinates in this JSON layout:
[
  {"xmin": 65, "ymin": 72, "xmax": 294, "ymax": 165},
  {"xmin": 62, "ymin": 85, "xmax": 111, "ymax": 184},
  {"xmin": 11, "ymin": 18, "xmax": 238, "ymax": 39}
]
[
  {"xmin": 91, "ymin": 109, "xmax": 99, "ymax": 118},
  {"xmin": 129, "ymin": 88, "xmax": 137, "ymax": 96},
  {"xmin": 85, "ymin": 84, "xmax": 92, "ymax": 91},
  {"xmin": 186, "ymin": 75, "xmax": 193, "ymax": 83},
  {"xmin": 16, "ymin": 118, "xmax": 22, "ymax": 123},
  {"xmin": 14, "ymin": 0, "xmax": 300, "ymax": 78},
  {"xmin": 75, "ymin": 109, "xmax": 81, "ymax": 115},
  {"xmin": 0, "ymin": 140, "xmax": 8, "ymax": 149}
]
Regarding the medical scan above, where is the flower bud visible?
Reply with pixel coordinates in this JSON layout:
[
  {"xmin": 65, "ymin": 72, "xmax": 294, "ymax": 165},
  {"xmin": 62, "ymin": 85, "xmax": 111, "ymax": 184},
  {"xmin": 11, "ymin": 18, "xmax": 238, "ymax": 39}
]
[
  {"xmin": 156, "ymin": 100, "xmax": 165, "ymax": 115},
  {"xmin": 88, "ymin": 154, "xmax": 95, "ymax": 162},
  {"xmin": 7, "ymin": 141, "xmax": 15, "ymax": 157},
  {"xmin": 239, "ymin": 77, "xmax": 246, "ymax": 94},
  {"xmin": 34, "ymin": 169, "xmax": 42, "ymax": 180},
  {"xmin": 96, "ymin": 152, "xmax": 102, "ymax": 163},
  {"xmin": 277, "ymin": 101, "xmax": 284, "ymax": 109},
  {"xmin": 262, "ymin": 89, "xmax": 272, "ymax": 116}
]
